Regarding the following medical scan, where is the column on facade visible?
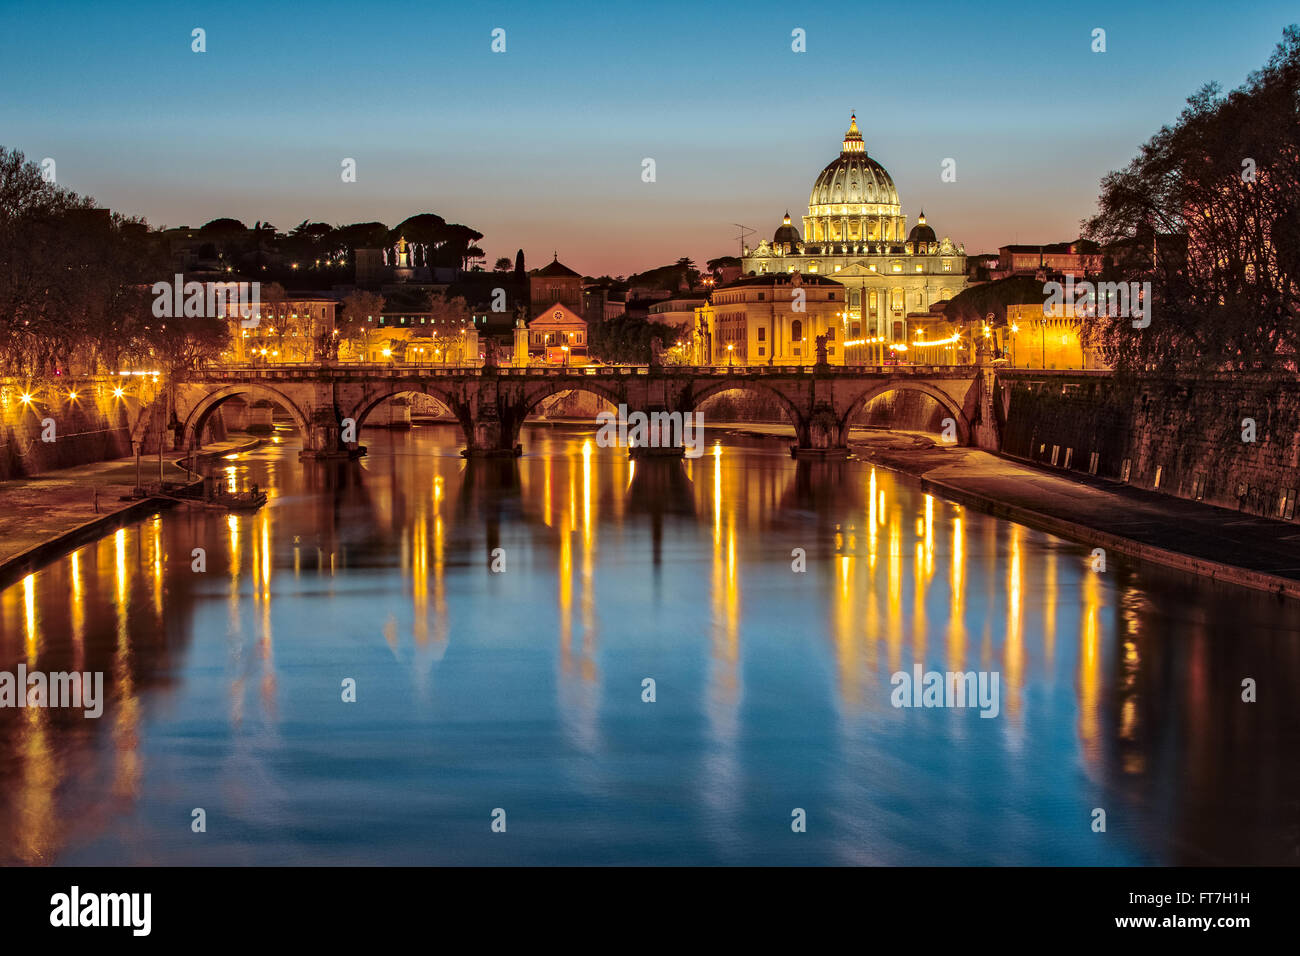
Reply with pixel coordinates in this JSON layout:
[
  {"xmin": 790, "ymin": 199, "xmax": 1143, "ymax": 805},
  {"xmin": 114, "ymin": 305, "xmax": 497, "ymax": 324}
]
[{"xmin": 768, "ymin": 310, "xmax": 778, "ymax": 364}]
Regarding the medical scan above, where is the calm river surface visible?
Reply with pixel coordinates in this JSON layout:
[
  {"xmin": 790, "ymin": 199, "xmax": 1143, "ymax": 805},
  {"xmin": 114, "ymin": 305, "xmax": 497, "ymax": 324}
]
[{"xmin": 1, "ymin": 424, "xmax": 1297, "ymax": 865}]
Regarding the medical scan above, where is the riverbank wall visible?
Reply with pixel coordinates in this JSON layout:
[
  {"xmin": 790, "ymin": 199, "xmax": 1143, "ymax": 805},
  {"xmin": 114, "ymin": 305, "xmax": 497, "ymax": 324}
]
[
  {"xmin": 996, "ymin": 372, "xmax": 1300, "ymax": 523},
  {"xmin": 0, "ymin": 379, "xmax": 227, "ymax": 481}
]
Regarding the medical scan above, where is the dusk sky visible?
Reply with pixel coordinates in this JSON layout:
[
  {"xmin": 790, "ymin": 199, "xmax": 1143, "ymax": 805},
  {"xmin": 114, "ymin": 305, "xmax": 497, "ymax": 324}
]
[{"xmin": 2, "ymin": 0, "xmax": 1294, "ymax": 275}]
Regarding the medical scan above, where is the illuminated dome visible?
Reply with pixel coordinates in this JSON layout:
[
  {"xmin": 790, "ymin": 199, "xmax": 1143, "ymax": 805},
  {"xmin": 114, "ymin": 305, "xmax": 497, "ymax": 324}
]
[
  {"xmin": 804, "ymin": 114, "xmax": 905, "ymax": 245},
  {"xmin": 773, "ymin": 211, "xmax": 801, "ymax": 246},
  {"xmin": 908, "ymin": 211, "xmax": 937, "ymax": 246},
  {"xmin": 809, "ymin": 115, "xmax": 900, "ymax": 209}
]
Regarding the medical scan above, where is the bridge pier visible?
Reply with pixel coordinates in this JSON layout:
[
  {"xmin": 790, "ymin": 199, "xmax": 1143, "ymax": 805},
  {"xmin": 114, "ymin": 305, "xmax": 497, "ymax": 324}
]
[
  {"xmin": 790, "ymin": 401, "xmax": 850, "ymax": 460},
  {"xmin": 628, "ymin": 403, "xmax": 688, "ymax": 460},
  {"xmin": 300, "ymin": 407, "xmax": 365, "ymax": 461},
  {"xmin": 461, "ymin": 402, "xmax": 522, "ymax": 458},
  {"xmin": 629, "ymin": 444, "xmax": 686, "ymax": 460}
]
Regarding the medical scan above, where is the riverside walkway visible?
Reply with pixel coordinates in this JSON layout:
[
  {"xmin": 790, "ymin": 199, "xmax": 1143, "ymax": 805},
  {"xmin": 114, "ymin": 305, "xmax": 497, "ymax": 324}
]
[
  {"xmin": 0, "ymin": 438, "xmax": 260, "ymax": 588},
  {"xmin": 855, "ymin": 432, "xmax": 1300, "ymax": 600}
]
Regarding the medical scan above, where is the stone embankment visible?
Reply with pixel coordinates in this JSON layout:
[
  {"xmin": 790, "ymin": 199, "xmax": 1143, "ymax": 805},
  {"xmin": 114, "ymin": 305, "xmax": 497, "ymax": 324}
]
[{"xmin": 0, "ymin": 438, "xmax": 261, "ymax": 590}]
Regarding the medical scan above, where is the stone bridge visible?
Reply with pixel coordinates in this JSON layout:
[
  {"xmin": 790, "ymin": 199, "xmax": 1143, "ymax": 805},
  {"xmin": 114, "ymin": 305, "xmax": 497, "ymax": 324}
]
[{"xmin": 136, "ymin": 363, "xmax": 1001, "ymax": 460}]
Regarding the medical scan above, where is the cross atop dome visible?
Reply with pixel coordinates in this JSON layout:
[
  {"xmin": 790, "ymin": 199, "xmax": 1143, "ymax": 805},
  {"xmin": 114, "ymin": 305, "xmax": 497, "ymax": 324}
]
[{"xmin": 841, "ymin": 113, "xmax": 865, "ymax": 155}]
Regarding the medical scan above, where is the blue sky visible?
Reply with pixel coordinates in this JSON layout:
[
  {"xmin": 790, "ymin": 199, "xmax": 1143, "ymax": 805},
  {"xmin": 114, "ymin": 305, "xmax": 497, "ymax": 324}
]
[{"xmin": 1, "ymin": 0, "xmax": 1295, "ymax": 274}]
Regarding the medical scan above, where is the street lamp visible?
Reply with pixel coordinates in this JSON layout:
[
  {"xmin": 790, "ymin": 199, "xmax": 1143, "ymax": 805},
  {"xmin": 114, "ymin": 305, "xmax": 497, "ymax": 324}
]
[
  {"xmin": 562, "ymin": 344, "xmax": 570, "ymax": 367},
  {"xmin": 726, "ymin": 342, "xmax": 734, "ymax": 368},
  {"xmin": 1009, "ymin": 323, "xmax": 1019, "ymax": 366}
]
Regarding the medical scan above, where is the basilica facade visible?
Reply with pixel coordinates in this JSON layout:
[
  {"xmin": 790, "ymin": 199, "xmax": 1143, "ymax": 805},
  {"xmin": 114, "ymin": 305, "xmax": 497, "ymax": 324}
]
[{"xmin": 740, "ymin": 115, "xmax": 967, "ymax": 345}]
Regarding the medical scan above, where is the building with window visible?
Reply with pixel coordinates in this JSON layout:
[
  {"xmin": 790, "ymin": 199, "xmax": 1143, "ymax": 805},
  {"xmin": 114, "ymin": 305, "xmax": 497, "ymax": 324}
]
[
  {"xmin": 695, "ymin": 273, "xmax": 846, "ymax": 366},
  {"xmin": 228, "ymin": 295, "xmax": 337, "ymax": 364},
  {"xmin": 648, "ymin": 296, "xmax": 708, "ymax": 335},
  {"xmin": 993, "ymin": 240, "xmax": 1104, "ymax": 279},
  {"xmin": 1003, "ymin": 302, "xmax": 1107, "ymax": 370},
  {"xmin": 338, "ymin": 311, "xmax": 485, "ymax": 364},
  {"xmin": 530, "ymin": 256, "xmax": 585, "ymax": 315},
  {"xmin": 528, "ymin": 304, "xmax": 588, "ymax": 364},
  {"xmin": 740, "ymin": 116, "xmax": 967, "ymax": 347}
]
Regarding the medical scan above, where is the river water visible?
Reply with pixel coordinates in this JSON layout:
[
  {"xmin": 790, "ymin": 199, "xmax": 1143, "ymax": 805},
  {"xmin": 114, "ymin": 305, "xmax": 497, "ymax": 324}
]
[{"xmin": 1, "ymin": 424, "xmax": 1297, "ymax": 865}]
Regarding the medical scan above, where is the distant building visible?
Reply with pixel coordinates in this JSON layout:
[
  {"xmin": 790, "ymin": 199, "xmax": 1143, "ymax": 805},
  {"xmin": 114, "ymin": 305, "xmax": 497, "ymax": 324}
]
[
  {"xmin": 626, "ymin": 286, "xmax": 673, "ymax": 303},
  {"xmin": 530, "ymin": 256, "xmax": 585, "ymax": 315},
  {"xmin": 648, "ymin": 296, "xmax": 708, "ymax": 334},
  {"xmin": 354, "ymin": 248, "xmax": 386, "ymax": 286},
  {"xmin": 740, "ymin": 115, "xmax": 968, "ymax": 341},
  {"xmin": 581, "ymin": 284, "xmax": 614, "ymax": 327},
  {"xmin": 1003, "ymin": 302, "xmax": 1105, "ymax": 370},
  {"xmin": 527, "ymin": 303, "xmax": 588, "ymax": 364},
  {"xmin": 994, "ymin": 240, "xmax": 1103, "ymax": 279},
  {"xmin": 713, "ymin": 262, "xmax": 743, "ymax": 285},
  {"xmin": 354, "ymin": 238, "xmax": 457, "ymax": 290},
  {"xmin": 696, "ymin": 273, "xmax": 847, "ymax": 366},
  {"xmin": 339, "ymin": 310, "xmax": 487, "ymax": 364},
  {"xmin": 621, "ymin": 297, "xmax": 659, "ymax": 323},
  {"xmin": 966, "ymin": 253, "xmax": 999, "ymax": 282},
  {"xmin": 229, "ymin": 295, "xmax": 337, "ymax": 364}
]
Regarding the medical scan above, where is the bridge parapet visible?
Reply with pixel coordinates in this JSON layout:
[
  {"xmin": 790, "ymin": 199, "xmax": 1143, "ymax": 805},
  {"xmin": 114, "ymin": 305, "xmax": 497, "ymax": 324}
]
[
  {"xmin": 181, "ymin": 362, "xmax": 981, "ymax": 383},
  {"xmin": 166, "ymin": 363, "xmax": 991, "ymax": 459}
]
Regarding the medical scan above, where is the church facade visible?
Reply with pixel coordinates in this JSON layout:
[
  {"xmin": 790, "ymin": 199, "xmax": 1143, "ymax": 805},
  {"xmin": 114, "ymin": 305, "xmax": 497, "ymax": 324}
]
[{"xmin": 740, "ymin": 115, "xmax": 967, "ymax": 346}]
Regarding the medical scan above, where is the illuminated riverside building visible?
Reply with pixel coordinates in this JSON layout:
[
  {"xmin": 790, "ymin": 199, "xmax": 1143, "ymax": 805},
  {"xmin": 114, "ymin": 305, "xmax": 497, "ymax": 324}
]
[
  {"xmin": 740, "ymin": 115, "xmax": 967, "ymax": 347},
  {"xmin": 1003, "ymin": 303, "xmax": 1107, "ymax": 370},
  {"xmin": 339, "ymin": 311, "xmax": 483, "ymax": 364},
  {"xmin": 694, "ymin": 273, "xmax": 848, "ymax": 365},
  {"xmin": 527, "ymin": 257, "xmax": 590, "ymax": 364},
  {"xmin": 225, "ymin": 296, "xmax": 337, "ymax": 364}
]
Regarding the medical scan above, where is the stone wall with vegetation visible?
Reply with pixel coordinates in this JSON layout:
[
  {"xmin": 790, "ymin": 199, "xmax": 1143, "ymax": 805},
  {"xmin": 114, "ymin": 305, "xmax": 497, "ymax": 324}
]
[
  {"xmin": 999, "ymin": 374, "xmax": 1300, "ymax": 521},
  {"xmin": 0, "ymin": 382, "xmax": 136, "ymax": 480},
  {"xmin": 0, "ymin": 380, "xmax": 226, "ymax": 481}
]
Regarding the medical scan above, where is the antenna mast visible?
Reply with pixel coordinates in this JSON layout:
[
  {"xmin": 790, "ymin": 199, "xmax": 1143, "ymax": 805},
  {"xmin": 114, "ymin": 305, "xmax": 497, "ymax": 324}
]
[{"xmin": 731, "ymin": 223, "xmax": 756, "ymax": 259}]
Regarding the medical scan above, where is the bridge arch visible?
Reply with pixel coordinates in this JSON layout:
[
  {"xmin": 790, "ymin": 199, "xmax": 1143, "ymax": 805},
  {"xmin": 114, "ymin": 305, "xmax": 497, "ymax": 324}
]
[
  {"xmin": 517, "ymin": 380, "xmax": 625, "ymax": 419},
  {"xmin": 347, "ymin": 385, "xmax": 464, "ymax": 433},
  {"xmin": 840, "ymin": 379, "xmax": 971, "ymax": 445},
  {"xmin": 505, "ymin": 379, "xmax": 627, "ymax": 452},
  {"xmin": 177, "ymin": 383, "xmax": 312, "ymax": 450},
  {"xmin": 677, "ymin": 379, "xmax": 805, "ymax": 429}
]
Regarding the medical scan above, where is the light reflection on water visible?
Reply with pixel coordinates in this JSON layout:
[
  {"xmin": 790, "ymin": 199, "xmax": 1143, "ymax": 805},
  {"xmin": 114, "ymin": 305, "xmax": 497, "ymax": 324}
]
[{"xmin": 1, "ymin": 423, "xmax": 1297, "ymax": 865}]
